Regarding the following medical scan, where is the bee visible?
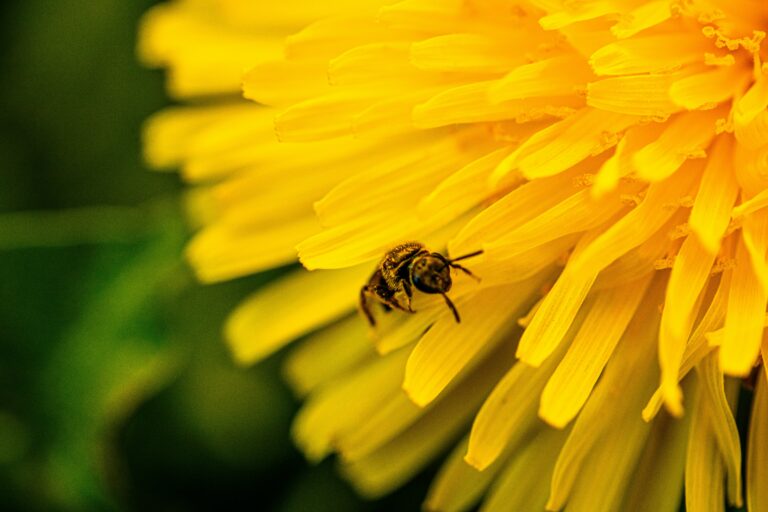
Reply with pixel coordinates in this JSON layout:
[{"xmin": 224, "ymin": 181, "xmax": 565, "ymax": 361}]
[{"xmin": 359, "ymin": 242, "xmax": 483, "ymax": 326}]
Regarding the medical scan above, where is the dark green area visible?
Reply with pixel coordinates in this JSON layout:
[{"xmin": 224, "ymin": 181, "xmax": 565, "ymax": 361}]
[{"xmin": 0, "ymin": 1, "xmax": 438, "ymax": 510}]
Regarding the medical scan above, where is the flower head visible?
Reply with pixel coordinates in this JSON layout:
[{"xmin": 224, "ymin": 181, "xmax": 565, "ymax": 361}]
[{"xmin": 141, "ymin": 0, "xmax": 768, "ymax": 509}]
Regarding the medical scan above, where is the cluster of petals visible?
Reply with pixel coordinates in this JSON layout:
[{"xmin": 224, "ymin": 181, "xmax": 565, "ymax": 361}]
[{"xmin": 140, "ymin": 0, "xmax": 768, "ymax": 510}]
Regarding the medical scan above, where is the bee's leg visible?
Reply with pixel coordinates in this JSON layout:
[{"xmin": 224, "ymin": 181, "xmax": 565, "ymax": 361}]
[
  {"xmin": 449, "ymin": 262, "xmax": 481, "ymax": 282},
  {"xmin": 441, "ymin": 293, "xmax": 461, "ymax": 323},
  {"xmin": 359, "ymin": 286, "xmax": 377, "ymax": 327},
  {"xmin": 402, "ymin": 281, "xmax": 416, "ymax": 312}
]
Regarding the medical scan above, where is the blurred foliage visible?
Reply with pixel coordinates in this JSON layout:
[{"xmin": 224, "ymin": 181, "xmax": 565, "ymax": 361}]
[{"xmin": 0, "ymin": 1, "xmax": 437, "ymax": 511}]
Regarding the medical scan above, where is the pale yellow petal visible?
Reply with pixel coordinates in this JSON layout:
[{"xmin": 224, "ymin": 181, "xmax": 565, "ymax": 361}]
[
  {"xmin": 242, "ymin": 60, "xmax": 331, "ymax": 106},
  {"xmin": 720, "ymin": 237, "xmax": 767, "ymax": 376},
  {"xmin": 734, "ymin": 109, "xmax": 768, "ymax": 150},
  {"xmin": 514, "ymin": 263, "xmax": 597, "ymax": 367},
  {"xmin": 587, "ymin": 72, "xmax": 684, "ymax": 117},
  {"xmin": 186, "ymin": 215, "xmax": 320, "ymax": 283},
  {"xmin": 466, "ymin": 330, "xmax": 571, "ymax": 471},
  {"xmin": 569, "ymin": 163, "xmax": 699, "ymax": 275},
  {"xmin": 689, "ymin": 136, "xmax": 739, "ymax": 253},
  {"xmin": 747, "ymin": 373, "xmax": 768, "ymax": 512},
  {"xmin": 633, "ymin": 108, "xmax": 721, "ymax": 182},
  {"xmin": 225, "ymin": 265, "xmax": 370, "ymax": 365},
  {"xmin": 413, "ymin": 81, "xmax": 582, "ymax": 129},
  {"xmin": 274, "ymin": 91, "xmax": 380, "ymax": 142},
  {"xmin": 658, "ymin": 234, "xmax": 715, "ymax": 416},
  {"xmin": 282, "ymin": 315, "xmax": 374, "ymax": 396},
  {"xmin": 425, "ymin": 437, "xmax": 504, "ymax": 512},
  {"xmin": 621, "ymin": 407, "xmax": 691, "ymax": 512},
  {"xmin": 539, "ymin": 0, "xmax": 617, "ymax": 30},
  {"xmin": 418, "ymin": 147, "xmax": 512, "ymax": 225},
  {"xmin": 540, "ymin": 273, "xmax": 652, "ymax": 428},
  {"xmin": 410, "ymin": 33, "xmax": 526, "ymax": 74},
  {"xmin": 741, "ymin": 208, "xmax": 768, "ymax": 293},
  {"xmin": 483, "ymin": 186, "xmax": 632, "ymax": 262},
  {"xmin": 610, "ymin": 0, "xmax": 672, "ymax": 39},
  {"xmin": 685, "ymin": 379, "xmax": 725, "ymax": 512},
  {"xmin": 285, "ymin": 15, "xmax": 410, "ymax": 62},
  {"xmin": 643, "ymin": 272, "xmax": 727, "ymax": 422},
  {"xmin": 450, "ymin": 166, "xmax": 583, "ymax": 255},
  {"xmin": 547, "ymin": 279, "xmax": 662, "ymax": 510},
  {"xmin": 480, "ymin": 427, "xmax": 568, "ymax": 512},
  {"xmin": 590, "ymin": 33, "xmax": 708, "ymax": 76},
  {"xmin": 696, "ymin": 351, "xmax": 743, "ymax": 507},
  {"xmin": 403, "ymin": 278, "xmax": 545, "ymax": 407},
  {"xmin": 590, "ymin": 122, "xmax": 659, "ymax": 198},
  {"xmin": 496, "ymin": 108, "xmax": 637, "ymax": 180},
  {"xmin": 669, "ymin": 65, "xmax": 750, "ymax": 110},
  {"xmin": 293, "ymin": 348, "xmax": 410, "ymax": 461},
  {"xmin": 341, "ymin": 341, "xmax": 510, "ymax": 498},
  {"xmin": 488, "ymin": 55, "xmax": 594, "ymax": 103},
  {"xmin": 563, "ymin": 397, "xmax": 652, "ymax": 512},
  {"xmin": 734, "ymin": 72, "xmax": 768, "ymax": 126}
]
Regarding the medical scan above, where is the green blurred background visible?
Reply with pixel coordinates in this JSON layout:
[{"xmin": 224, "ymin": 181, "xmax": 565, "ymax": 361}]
[{"xmin": 0, "ymin": 1, "xmax": 435, "ymax": 510}]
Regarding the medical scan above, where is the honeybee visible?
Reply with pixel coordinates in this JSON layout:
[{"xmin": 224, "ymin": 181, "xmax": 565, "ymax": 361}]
[{"xmin": 359, "ymin": 242, "xmax": 483, "ymax": 326}]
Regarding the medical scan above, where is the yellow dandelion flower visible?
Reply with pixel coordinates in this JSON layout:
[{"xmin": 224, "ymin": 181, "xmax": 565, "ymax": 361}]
[{"xmin": 140, "ymin": 0, "xmax": 768, "ymax": 510}]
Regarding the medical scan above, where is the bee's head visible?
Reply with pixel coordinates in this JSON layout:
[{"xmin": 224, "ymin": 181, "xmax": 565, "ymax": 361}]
[{"xmin": 410, "ymin": 254, "xmax": 452, "ymax": 294}]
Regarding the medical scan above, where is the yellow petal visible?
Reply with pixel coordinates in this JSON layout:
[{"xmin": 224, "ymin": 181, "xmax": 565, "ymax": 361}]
[
  {"xmin": 425, "ymin": 437, "xmax": 505, "ymax": 512},
  {"xmin": 514, "ymin": 262, "xmax": 597, "ymax": 367},
  {"xmin": 466, "ymin": 333, "xmax": 571, "ymax": 471},
  {"xmin": 341, "ymin": 341, "xmax": 510, "ymax": 498},
  {"xmin": 547, "ymin": 279, "xmax": 662, "ymax": 510},
  {"xmin": 419, "ymin": 147, "xmax": 512, "ymax": 225},
  {"xmin": 282, "ymin": 315, "xmax": 374, "ymax": 396},
  {"xmin": 732, "ymin": 187, "xmax": 768, "ymax": 218},
  {"xmin": 413, "ymin": 81, "xmax": 582, "ymax": 128},
  {"xmin": 187, "ymin": 215, "xmax": 319, "ymax": 282},
  {"xmin": 569, "ymin": 163, "xmax": 699, "ymax": 275},
  {"xmin": 696, "ymin": 351, "xmax": 743, "ymax": 507},
  {"xmin": 658, "ymin": 235, "xmax": 716, "ymax": 415},
  {"xmin": 450, "ymin": 166, "xmax": 583, "ymax": 255},
  {"xmin": 274, "ymin": 91, "xmax": 380, "ymax": 142},
  {"xmin": 590, "ymin": 122, "xmax": 659, "ymax": 198},
  {"xmin": 285, "ymin": 15, "xmax": 409, "ymax": 62},
  {"xmin": 410, "ymin": 33, "xmax": 526, "ymax": 74},
  {"xmin": 403, "ymin": 278, "xmax": 544, "ymax": 407},
  {"xmin": 590, "ymin": 33, "xmax": 708, "ymax": 76},
  {"xmin": 293, "ymin": 348, "xmax": 409, "ymax": 461},
  {"xmin": 225, "ymin": 265, "xmax": 370, "ymax": 364},
  {"xmin": 480, "ymin": 427, "xmax": 569, "ymax": 512},
  {"xmin": 497, "ymin": 107, "xmax": 637, "ymax": 180},
  {"xmin": 488, "ymin": 55, "xmax": 594, "ymax": 103},
  {"xmin": 720, "ymin": 237, "xmax": 768, "ymax": 376},
  {"xmin": 643, "ymin": 272, "xmax": 727, "ymax": 422},
  {"xmin": 483, "ymin": 186, "xmax": 632, "ymax": 262},
  {"xmin": 669, "ymin": 65, "xmax": 750, "ymax": 110},
  {"xmin": 540, "ymin": 273, "xmax": 652, "ymax": 428},
  {"xmin": 734, "ymin": 109, "xmax": 768, "ymax": 150},
  {"xmin": 689, "ymin": 136, "xmax": 739, "ymax": 253},
  {"xmin": 620, "ymin": 406, "xmax": 692, "ymax": 512},
  {"xmin": 242, "ymin": 60, "xmax": 330, "ymax": 106},
  {"xmin": 741, "ymin": 207, "xmax": 768, "ymax": 293},
  {"xmin": 747, "ymin": 374, "xmax": 768, "ymax": 512},
  {"xmin": 539, "ymin": 0, "xmax": 616, "ymax": 30},
  {"xmin": 587, "ymin": 72, "xmax": 684, "ymax": 117},
  {"xmin": 684, "ymin": 379, "xmax": 725, "ymax": 512},
  {"xmin": 734, "ymin": 72, "xmax": 768, "ymax": 126},
  {"xmin": 633, "ymin": 108, "xmax": 721, "ymax": 182},
  {"xmin": 610, "ymin": 0, "xmax": 672, "ymax": 39}
]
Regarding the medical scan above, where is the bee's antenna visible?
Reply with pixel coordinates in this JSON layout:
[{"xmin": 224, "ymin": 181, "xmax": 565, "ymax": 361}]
[
  {"xmin": 441, "ymin": 293, "xmax": 461, "ymax": 323},
  {"xmin": 448, "ymin": 249, "xmax": 484, "ymax": 263}
]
